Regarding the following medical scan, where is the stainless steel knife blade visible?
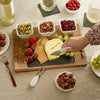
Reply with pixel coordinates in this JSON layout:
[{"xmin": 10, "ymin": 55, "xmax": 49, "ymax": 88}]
[{"xmin": 50, "ymin": 47, "xmax": 72, "ymax": 56}]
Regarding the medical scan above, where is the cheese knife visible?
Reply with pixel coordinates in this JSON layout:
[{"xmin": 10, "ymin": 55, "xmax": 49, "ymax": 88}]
[{"xmin": 51, "ymin": 47, "xmax": 72, "ymax": 56}]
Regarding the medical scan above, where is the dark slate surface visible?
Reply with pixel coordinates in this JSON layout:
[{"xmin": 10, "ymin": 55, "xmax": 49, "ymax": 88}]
[
  {"xmin": 83, "ymin": 13, "xmax": 95, "ymax": 27},
  {"xmin": 28, "ymin": 55, "xmax": 75, "ymax": 67},
  {"xmin": 38, "ymin": 4, "xmax": 60, "ymax": 17}
]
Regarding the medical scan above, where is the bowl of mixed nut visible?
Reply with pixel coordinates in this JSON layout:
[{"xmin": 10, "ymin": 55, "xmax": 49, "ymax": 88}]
[
  {"xmin": 55, "ymin": 71, "xmax": 77, "ymax": 91},
  {"xmin": 16, "ymin": 23, "xmax": 33, "ymax": 39},
  {"xmin": 38, "ymin": 21, "xmax": 55, "ymax": 37}
]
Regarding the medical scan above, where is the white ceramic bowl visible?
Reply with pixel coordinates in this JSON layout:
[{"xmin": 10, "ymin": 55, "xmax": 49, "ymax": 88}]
[
  {"xmin": 65, "ymin": 0, "xmax": 81, "ymax": 14},
  {"xmin": 60, "ymin": 19, "xmax": 77, "ymax": 35},
  {"xmin": 38, "ymin": 20, "xmax": 55, "ymax": 37},
  {"xmin": 16, "ymin": 22, "xmax": 33, "ymax": 39},
  {"xmin": 91, "ymin": 50, "xmax": 100, "ymax": 77},
  {"xmin": 55, "ymin": 71, "xmax": 77, "ymax": 92}
]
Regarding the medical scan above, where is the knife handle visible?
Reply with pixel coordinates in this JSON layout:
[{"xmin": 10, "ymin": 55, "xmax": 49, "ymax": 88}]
[
  {"xmin": 61, "ymin": 47, "xmax": 72, "ymax": 52},
  {"xmin": 29, "ymin": 75, "xmax": 39, "ymax": 87}
]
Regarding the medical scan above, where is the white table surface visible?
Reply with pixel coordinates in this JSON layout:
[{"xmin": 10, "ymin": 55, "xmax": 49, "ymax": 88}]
[{"xmin": 0, "ymin": 0, "xmax": 100, "ymax": 100}]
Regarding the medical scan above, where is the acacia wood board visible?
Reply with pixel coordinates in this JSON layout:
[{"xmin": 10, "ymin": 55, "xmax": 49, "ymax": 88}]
[{"xmin": 12, "ymin": 24, "xmax": 87, "ymax": 72}]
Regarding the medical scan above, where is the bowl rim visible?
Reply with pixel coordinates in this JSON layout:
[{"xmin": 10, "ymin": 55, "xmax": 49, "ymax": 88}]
[
  {"xmin": 16, "ymin": 22, "xmax": 33, "ymax": 37},
  {"xmin": 65, "ymin": 0, "xmax": 81, "ymax": 13},
  {"xmin": 38, "ymin": 20, "xmax": 55, "ymax": 36},
  {"xmin": 59, "ymin": 19, "xmax": 77, "ymax": 33},
  {"xmin": 55, "ymin": 71, "xmax": 77, "ymax": 92}
]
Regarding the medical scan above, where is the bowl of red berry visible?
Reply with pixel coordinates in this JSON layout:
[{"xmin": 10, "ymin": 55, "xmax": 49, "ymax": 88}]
[
  {"xmin": 60, "ymin": 19, "xmax": 77, "ymax": 34},
  {"xmin": 65, "ymin": 0, "xmax": 81, "ymax": 14},
  {"xmin": 55, "ymin": 71, "xmax": 77, "ymax": 92}
]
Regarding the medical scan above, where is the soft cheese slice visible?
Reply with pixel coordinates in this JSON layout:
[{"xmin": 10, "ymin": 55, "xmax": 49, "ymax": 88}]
[{"xmin": 45, "ymin": 38, "xmax": 63, "ymax": 60}]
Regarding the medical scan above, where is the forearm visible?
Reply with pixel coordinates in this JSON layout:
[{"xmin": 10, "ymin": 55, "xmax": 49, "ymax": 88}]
[
  {"xmin": 82, "ymin": 35, "xmax": 89, "ymax": 47},
  {"xmin": 86, "ymin": 23, "xmax": 100, "ymax": 45}
]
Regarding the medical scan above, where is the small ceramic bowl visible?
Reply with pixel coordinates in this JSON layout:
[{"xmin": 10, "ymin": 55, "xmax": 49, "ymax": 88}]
[
  {"xmin": 38, "ymin": 20, "xmax": 55, "ymax": 37},
  {"xmin": 60, "ymin": 19, "xmax": 77, "ymax": 35},
  {"xmin": 55, "ymin": 71, "xmax": 77, "ymax": 92},
  {"xmin": 65, "ymin": 0, "xmax": 81, "ymax": 14},
  {"xmin": 16, "ymin": 22, "xmax": 33, "ymax": 39}
]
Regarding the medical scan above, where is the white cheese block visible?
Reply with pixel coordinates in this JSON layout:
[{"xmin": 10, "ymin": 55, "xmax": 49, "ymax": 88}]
[{"xmin": 45, "ymin": 38, "xmax": 63, "ymax": 60}]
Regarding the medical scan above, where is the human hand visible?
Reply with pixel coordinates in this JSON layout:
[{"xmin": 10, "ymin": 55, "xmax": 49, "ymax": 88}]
[{"xmin": 62, "ymin": 35, "xmax": 89, "ymax": 53}]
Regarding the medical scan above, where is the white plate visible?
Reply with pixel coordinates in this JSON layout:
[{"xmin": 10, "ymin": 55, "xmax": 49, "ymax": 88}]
[
  {"xmin": 55, "ymin": 71, "xmax": 77, "ymax": 92},
  {"xmin": 0, "ymin": 30, "xmax": 10, "ymax": 55},
  {"xmin": 91, "ymin": 50, "xmax": 100, "ymax": 77}
]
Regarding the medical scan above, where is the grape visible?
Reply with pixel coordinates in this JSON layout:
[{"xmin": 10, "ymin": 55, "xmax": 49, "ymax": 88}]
[
  {"xmin": 66, "ymin": 52, "xmax": 70, "ymax": 56},
  {"xmin": 99, "ymin": 63, "xmax": 100, "ymax": 67},
  {"xmin": 61, "ymin": 38, "xmax": 64, "ymax": 41},
  {"xmin": 55, "ymin": 34, "xmax": 59, "ymax": 38},
  {"xmin": 65, "ymin": 33, "xmax": 68, "ymax": 36},
  {"xmin": 97, "ymin": 56, "xmax": 100, "ymax": 60},
  {"xmin": 58, "ymin": 35, "xmax": 63, "ymax": 40},
  {"xmin": 70, "ymin": 52, "xmax": 74, "ymax": 57},
  {"xmin": 92, "ymin": 55, "xmax": 100, "ymax": 69},
  {"xmin": 92, "ymin": 60, "xmax": 96, "ymax": 65},
  {"xmin": 64, "ymin": 36, "xmax": 68, "ymax": 41},
  {"xmin": 94, "ymin": 64, "xmax": 99, "ymax": 69},
  {"xmin": 93, "ymin": 58, "xmax": 98, "ymax": 62}
]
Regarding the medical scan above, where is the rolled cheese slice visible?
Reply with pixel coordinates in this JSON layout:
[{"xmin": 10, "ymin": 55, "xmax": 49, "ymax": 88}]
[{"xmin": 45, "ymin": 38, "xmax": 63, "ymax": 60}]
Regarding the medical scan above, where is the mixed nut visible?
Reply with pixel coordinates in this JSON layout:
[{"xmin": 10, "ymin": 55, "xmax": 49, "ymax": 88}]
[
  {"xmin": 57, "ymin": 72, "xmax": 76, "ymax": 89},
  {"xmin": 40, "ymin": 21, "xmax": 53, "ymax": 33}
]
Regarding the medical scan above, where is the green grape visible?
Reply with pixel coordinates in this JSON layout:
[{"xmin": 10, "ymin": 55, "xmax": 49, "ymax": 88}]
[
  {"xmin": 58, "ymin": 35, "xmax": 63, "ymax": 40},
  {"xmin": 94, "ymin": 64, "xmax": 99, "ymax": 69},
  {"xmin": 92, "ymin": 55, "xmax": 100, "ymax": 69},
  {"xmin": 93, "ymin": 58, "xmax": 98, "ymax": 62},
  {"xmin": 99, "ymin": 63, "xmax": 100, "ymax": 67},
  {"xmin": 92, "ymin": 60, "xmax": 96, "ymax": 65},
  {"xmin": 70, "ymin": 52, "xmax": 74, "ymax": 57},
  {"xmin": 66, "ymin": 52, "xmax": 70, "ymax": 56},
  {"xmin": 55, "ymin": 34, "xmax": 59, "ymax": 38},
  {"xmin": 64, "ymin": 36, "xmax": 68, "ymax": 41},
  {"xmin": 98, "ymin": 54, "xmax": 100, "ymax": 57},
  {"xmin": 97, "ymin": 56, "xmax": 100, "ymax": 60},
  {"xmin": 61, "ymin": 38, "xmax": 64, "ymax": 41},
  {"xmin": 65, "ymin": 33, "xmax": 68, "ymax": 36}
]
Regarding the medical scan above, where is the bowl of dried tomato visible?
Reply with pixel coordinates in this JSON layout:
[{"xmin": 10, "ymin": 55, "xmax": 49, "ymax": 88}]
[{"xmin": 55, "ymin": 71, "xmax": 77, "ymax": 91}]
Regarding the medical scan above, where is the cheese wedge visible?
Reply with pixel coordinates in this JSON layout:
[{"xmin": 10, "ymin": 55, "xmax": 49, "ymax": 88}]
[{"xmin": 45, "ymin": 38, "xmax": 63, "ymax": 60}]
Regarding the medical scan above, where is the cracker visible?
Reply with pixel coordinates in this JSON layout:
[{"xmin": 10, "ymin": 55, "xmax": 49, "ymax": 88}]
[
  {"xmin": 35, "ymin": 37, "xmax": 49, "ymax": 64},
  {"xmin": 41, "ymin": 37, "xmax": 48, "ymax": 47},
  {"xmin": 35, "ymin": 45, "xmax": 48, "ymax": 64}
]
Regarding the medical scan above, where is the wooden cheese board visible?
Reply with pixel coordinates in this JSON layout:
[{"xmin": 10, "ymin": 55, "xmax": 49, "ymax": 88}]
[{"xmin": 12, "ymin": 24, "xmax": 87, "ymax": 72}]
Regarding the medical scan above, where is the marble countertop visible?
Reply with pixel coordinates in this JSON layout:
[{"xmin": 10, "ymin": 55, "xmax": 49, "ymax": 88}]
[{"xmin": 0, "ymin": 0, "xmax": 100, "ymax": 100}]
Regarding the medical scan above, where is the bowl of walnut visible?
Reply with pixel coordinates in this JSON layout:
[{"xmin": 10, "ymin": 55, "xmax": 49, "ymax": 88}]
[{"xmin": 55, "ymin": 71, "xmax": 77, "ymax": 91}]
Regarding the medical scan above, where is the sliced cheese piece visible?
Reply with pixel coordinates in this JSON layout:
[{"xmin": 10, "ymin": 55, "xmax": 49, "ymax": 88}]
[{"xmin": 45, "ymin": 38, "xmax": 63, "ymax": 60}]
